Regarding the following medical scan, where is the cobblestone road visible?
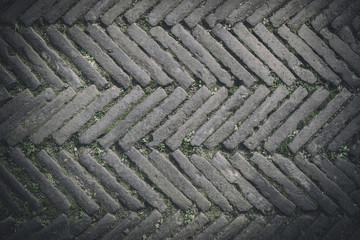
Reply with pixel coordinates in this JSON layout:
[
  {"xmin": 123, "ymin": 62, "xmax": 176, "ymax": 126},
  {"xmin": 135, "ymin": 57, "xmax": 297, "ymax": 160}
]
[{"xmin": 0, "ymin": 0, "xmax": 360, "ymax": 239}]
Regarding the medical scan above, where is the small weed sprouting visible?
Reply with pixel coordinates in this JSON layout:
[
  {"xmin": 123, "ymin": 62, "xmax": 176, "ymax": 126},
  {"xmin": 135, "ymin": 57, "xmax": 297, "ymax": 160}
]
[
  {"xmin": 182, "ymin": 209, "xmax": 195, "ymax": 224},
  {"xmin": 23, "ymin": 142, "xmax": 37, "ymax": 156},
  {"xmin": 329, "ymin": 145, "xmax": 350, "ymax": 160},
  {"xmin": 154, "ymin": 218, "xmax": 163, "ymax": 229}
]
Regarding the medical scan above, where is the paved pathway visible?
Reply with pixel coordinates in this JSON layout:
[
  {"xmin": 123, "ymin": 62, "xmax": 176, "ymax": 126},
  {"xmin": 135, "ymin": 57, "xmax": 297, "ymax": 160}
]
[{"xmin": 0, "ymin": 0, "xmax": 360, "ymax": 239}]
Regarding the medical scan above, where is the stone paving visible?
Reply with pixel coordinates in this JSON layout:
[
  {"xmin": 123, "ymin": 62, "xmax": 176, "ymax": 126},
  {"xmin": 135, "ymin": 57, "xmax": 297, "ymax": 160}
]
[{"xmin": 0, "ymin": 0, "xmax": 360, "ymax": 239}]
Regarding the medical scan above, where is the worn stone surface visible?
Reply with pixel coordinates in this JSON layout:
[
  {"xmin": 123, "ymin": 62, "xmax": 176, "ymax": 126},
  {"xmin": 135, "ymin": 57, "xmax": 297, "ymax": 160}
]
[{"xmin": 0, "ymin": 1, "xmax": 359, "ymax": 239}]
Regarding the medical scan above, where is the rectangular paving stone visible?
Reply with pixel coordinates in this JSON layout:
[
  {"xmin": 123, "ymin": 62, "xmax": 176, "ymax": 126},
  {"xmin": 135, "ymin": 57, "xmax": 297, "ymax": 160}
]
[
  {"xmin": 256, "ymin": 215, "xmax": 287, "ymax": 240},
  {"xmin": 172, "ymin": 213, "xmax": 208, "ymax": 240},
  {"xmin": 30, "ymin": 85, "xmax": 98, "ymax": 145},
  {"xmin": 0, "ymin": 87, "xmax": 10, "ymax": 104},
  {"xmin": 270, "ymin": 0, "xmax": 313, "ymax": 28},
  {"xmin": 289, "ymin": 88, "xmax": 351, "ymax": 153},
  {"xmin": 311, "ymin": 155, "xmax": 356, "ymax": 194},
  {"xmin": 123, "ymin": 210, "xmax": 162, "ymax": 240},
  {"xmin": 276, "ymin": 215, "xmax": 314, "ymax": 240},
  {"xmin": 23, "ymin": 27, "xmax": 83, "ymax": 89},
  {"xmin": 272, "ymin": 153, "xmax": 337, "ymax": 215},
  {"xmin": 31, "ymin": 214, "xmax": 68, "ymax": 240},
  {"xmin": 253, "ymin": 23, "xmax": 316, "ymax": 84},
  {"xmin": 127, "ymin": 23, "xmax": 194, "ymax": 89},
  {"xmin": 19, "ymin": 0, "xmax": 57, "ymax": 26},
  {"xmin": 278, "ymin": 25, "xmax": 341, "ymax": 85},
  {"xmin": 331, "ymin": 0, "xmax": 360, "ymax": 31},
  {"xmin": 245, "ymin": 86, "xmax": 308, "ymax": 150},
  {"xmin": 149, "ymin": 150, "xmax": 210, "ymax": 211},
  {"xmin": 250, "ymin": 153, "xmax": 317, "ymax": 211},
  {"xmin": 351, "ymin": 190, "xmax": 360, "ymax": 206},
  {"xmin": 79, "ymin": 85, "xmax": 144, "ymax": 145},
  {"xmin": 150, "ymin": 26, "xmax": 216, "ymax": 88},
  {"xmin": 68, "ymin": 26, "xmax": 130, "ymax": 89},
  {"xmin": 7, "ymin": 217, "xmax": 43, "ymax": 240},
  {"xmin": 0, "ymin": 217, "xmax": 16, "ymax": 238},
  {"xmin": 10, "ymin": 148, "xmax": 71, "ymax": 211},
  {"xmin": 321, "ymin": 215, "xmax": 353, "ymax": 240},
  {"xmin": 212, "ymin": 24, "xmax": 274, "ymax": 86},
  {"xmin": 0, "ymin": 182, "xmax": 22, "ymax": 214},
  {"xmin": 171, "ymin": 150, "xmax": 232, "ymax": 212},
  {"xmin": 0, "ymin": 88, "xmax": 55, "ymax": 140},
  {"xmin": 225, "ymin": 0, "xmax": 267, "ymax": 25},
  {"xmin": 125, "ymin": 0, "xmax": 161, "ymax": 24},
  {"xmin": 229, "ymin": 152, "xmax": 296, "ymax": 216},
  {"xmin": 126, "ymin": 147, "xmax": 192, "ymax": 211},
  {"xmin": 166, "ymin": 87, "xmax": 228, "ymax": 151},
  {"xmin": 149, "ymin": 86, "xmax": 211, "ymax": 147},
  {"xmin": 191, "ymin": 155, "xmax": 252, "ymax": 212},
  {"xmin": 37, "ymin": 150, "xmax": 99, "ymax": 215},
  {"xmin": 287, "ymin": 0, "xmax": 331, "ymax": 30},
  {"xmin": 46, "ymin": 25, "xmax": 108, "ymax": 89},
  {"xmin": 335, "ymin": 157, "xmax": 360, "ymax": 187},
  {"xmin": 107, "ymin": 25, "xmax": 172, "ymax": 86},
  {"xmin": 264, "ymin": 87, "xmax": 329, "ymax": 152},
  {"xmin": 57, "ymin": 150, "xmax": 120, "ymax": 213},
  {"xmin": 0, "ymin": 64, "xmax": 15, "ymax": 87},
  {"xmin": 164, "ymin": 0, "xmax": 203, "ymax": 26},
  {"xmin": 234, "ymin": 217, "xmax": 266, "ymax": 240},
  {"xmin": 0, "ymin": 164, "xmax": 41, "ymax": 211},
  {"xmin": 191, "ymin": 86, "xmax": 249, "ymax": 147},
  {"xmin": 101, "ymin": 0, "xmax": 132, "ymax": 25},
  {"xmin": 320, "ymin": 27, "xmax": 360, "ymax": 76},
  {"xmin": 146, "ymin": 0, "xmax": 181, "ymax": 26},
  {"xmin": 211, "ymin": 152, "xmax": 272, "ymax": 214},
  {"xmin": 43, "ymin": 0, "xmax": 77, "ymax": 24},
  {"xmin": 84, "ymin": 0, "xmax": 117, "ymax": 22},
  {"xmin": 234, "ymin": 23, "xmax": 295, "ymax": 86},
  {"xmin": 224, "ymin": 85, "xmax": 289, "ymax": 150},
  {"xmin": 147, "ymin": 211, "xmax": 182, "ymax": 240},
  {"xmin": 7, "ymin": 87, "xmax": 76, "ymax": 146},
  {"xmin": 99, "ymin": 87, "xmax": 166, "ymax": 148},
  {"xmin": 0, "ymin": 39, "xmax": 40, "ymax": 90},
  {"xmin": 307, "ymin": 94, "xmax": 360, "ymax": 154},
  {"xmin": 184, "ymin": 0, "xmax": 223, "ymax": 28},
  {"xmin": 171, "ymin": 23, "xmax": 232, "ymax": 87},
  {"xmin": 78, "ymin": 213, "xmax": 116, "ymax": 240},
  {"xmin": 205, "ymin": 0, "xmax": 245, "ymax": 28},
  {"xmin": 102, "ymin": 212, "xmax": 140, "ymax": 240},
  {"xmin": 204, "ymin": 85, "xmax": 269, "ymax": 149},
  {"xmin": 103, "ymin": 149, "xmax": 167, "ymax": 212},
  {"xmin": 297, "ymin": 214, "xmax": 329, "ymax": 240},
  {"xmin": 119, "ymin": 87, "xmax": 187, "ymax": 151},
  {"xmin": 62, "ymin": 0, "xmax": 99, "ymax": 25},
  {"xmin": 0, "ymin": 0, "xmax": 36, "ymax": 23},
  {"xmin": 216, "ymin": 215, "xmax": 249, "ymax": 240},
  {"xmin": 194, "ymin": 215, "xmax": 228, "ymax": 240},
  {"xmin": 56, "ymin": 214, "xmax": 92, "ymax": 240},
  {"xmin": 246, "ymin": 0, "xmax": 287, "ymax": 26},
  {"xmin": 299, "ymin": 25, "xmax": 359, "ymax": 88},
  {"xmin": 87, "ymin": 25, "xmax": 150, "ymax": 87},
  {"xmin": 2, "ymin": 27, "xmax": 64, "ymax": 90},
  {"xmin": 328, "ymin": 113, "xmax": 360, "ymax": 152},
  {"xmin": 0, "ymin": 89, "xmax": 32, "ymax": 123},
  {"xmin": 311, "ymin": 0, "xmax": 352, "ymax": 31},
  {"xmin": 192, "ymin": 25, "xmax": 256, "ymax": 87},
  {"xmin": 53, "ymin": 86, "xmax": 120, "ymax": 145},
  {"xmin": 338, "ymin": 26, "xmax": 360, "ymax": 56},
  {"xmin": 79, "ymin": 151, "xmax": 143, "ymax": 211}
]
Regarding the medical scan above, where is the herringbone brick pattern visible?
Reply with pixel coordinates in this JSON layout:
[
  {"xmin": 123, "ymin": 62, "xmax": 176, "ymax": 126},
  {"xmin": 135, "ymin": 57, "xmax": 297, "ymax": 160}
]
[{"xmin": 0, "ymin": 0, "xmax": 359, "ymax": 239}]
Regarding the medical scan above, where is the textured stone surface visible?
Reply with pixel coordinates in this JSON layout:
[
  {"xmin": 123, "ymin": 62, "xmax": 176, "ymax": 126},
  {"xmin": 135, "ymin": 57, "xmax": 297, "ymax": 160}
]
[{"xmin": 0, "ymin": 1, "xmax": 359, "ymax": 239}]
